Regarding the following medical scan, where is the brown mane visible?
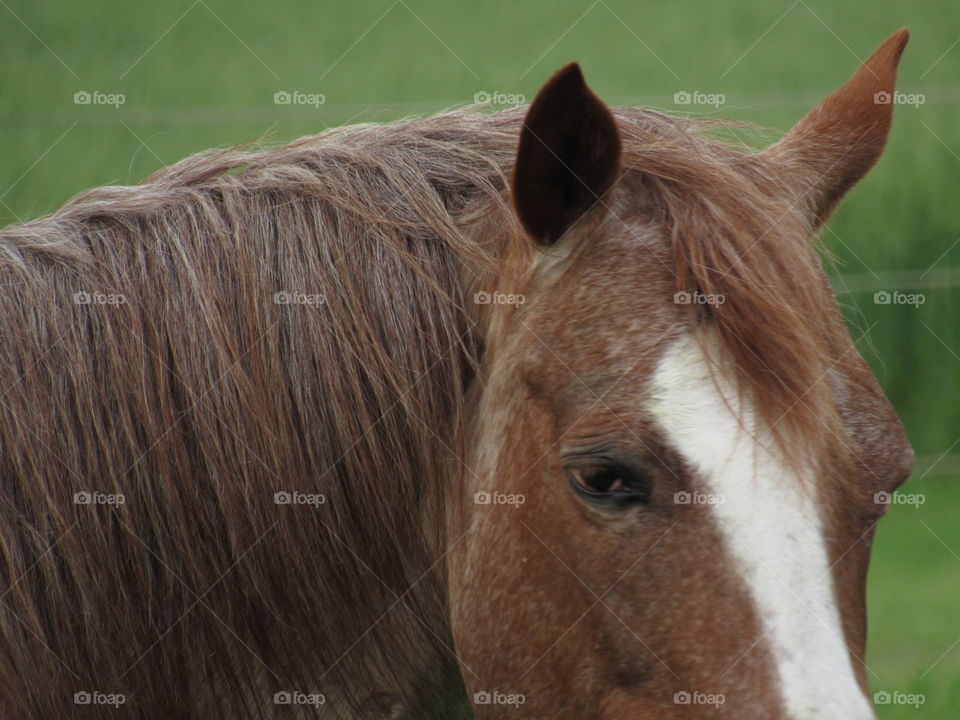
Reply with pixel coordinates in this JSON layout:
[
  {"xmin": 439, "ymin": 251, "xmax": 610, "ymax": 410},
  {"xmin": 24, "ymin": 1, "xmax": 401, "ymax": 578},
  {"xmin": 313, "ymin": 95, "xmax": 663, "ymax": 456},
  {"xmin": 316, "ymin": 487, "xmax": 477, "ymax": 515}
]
[{"xmin": 0, "ymin": 105, "xmax": 841, "ymax": 718}]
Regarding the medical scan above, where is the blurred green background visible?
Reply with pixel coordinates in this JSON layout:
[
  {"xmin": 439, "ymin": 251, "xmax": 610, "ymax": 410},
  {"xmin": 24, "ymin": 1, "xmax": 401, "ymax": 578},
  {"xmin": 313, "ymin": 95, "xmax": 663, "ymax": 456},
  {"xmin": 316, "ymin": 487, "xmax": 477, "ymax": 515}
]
[{"xmin": 0, "ymin": 1, "xmax": 957, "ymax": 716}]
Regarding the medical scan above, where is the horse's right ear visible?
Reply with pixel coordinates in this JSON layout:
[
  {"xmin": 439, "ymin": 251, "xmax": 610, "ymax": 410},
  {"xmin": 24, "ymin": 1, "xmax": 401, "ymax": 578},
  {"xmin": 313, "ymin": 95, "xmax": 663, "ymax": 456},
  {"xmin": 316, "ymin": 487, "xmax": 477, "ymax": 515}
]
[{"xmin": 512, "ymin": 63, "xmax": 622, "ymax": 245}]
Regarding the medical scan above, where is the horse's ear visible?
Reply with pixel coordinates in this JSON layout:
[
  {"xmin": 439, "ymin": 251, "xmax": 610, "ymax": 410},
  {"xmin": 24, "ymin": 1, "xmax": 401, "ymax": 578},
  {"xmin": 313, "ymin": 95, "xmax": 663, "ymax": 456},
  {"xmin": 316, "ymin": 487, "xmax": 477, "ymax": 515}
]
[
  {"xmin": 763, "ymin": 29, "xmax": 909, "ymax": 227},
  {"xmin": 513, "ymin": 63, "xmax": 621, "ymax": 245}
]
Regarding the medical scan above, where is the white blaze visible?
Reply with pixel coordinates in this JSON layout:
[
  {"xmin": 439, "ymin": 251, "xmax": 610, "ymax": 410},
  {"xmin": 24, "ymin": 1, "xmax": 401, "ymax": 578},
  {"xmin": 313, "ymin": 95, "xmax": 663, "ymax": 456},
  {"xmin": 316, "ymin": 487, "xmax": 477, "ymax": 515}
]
[{"xmin": 650, "ymin": 333, "xmax": 874, "ymax": 719}]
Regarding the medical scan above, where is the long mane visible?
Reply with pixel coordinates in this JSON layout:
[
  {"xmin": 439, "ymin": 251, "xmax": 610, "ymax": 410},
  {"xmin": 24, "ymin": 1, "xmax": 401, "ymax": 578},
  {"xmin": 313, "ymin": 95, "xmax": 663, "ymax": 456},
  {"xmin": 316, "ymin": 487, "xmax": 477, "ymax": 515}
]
[{"xmin": 0, "ymin": 105, "xmax": 840, "ymax": 718}]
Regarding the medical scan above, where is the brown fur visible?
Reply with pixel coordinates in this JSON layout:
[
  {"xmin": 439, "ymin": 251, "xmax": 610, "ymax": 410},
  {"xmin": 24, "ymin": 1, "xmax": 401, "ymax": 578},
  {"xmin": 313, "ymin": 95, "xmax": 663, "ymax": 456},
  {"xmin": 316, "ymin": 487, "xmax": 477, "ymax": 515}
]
[
  {"xmin": 766, "ymin": 29, "xmax": 910, "ymax": 223},
  {"xmin": 451, "ymin": 30, "xmax": 911, "ymax": 720},
  {"xmin": 0, "ymin": 30, "xmax": 912, "ymax": 720}
]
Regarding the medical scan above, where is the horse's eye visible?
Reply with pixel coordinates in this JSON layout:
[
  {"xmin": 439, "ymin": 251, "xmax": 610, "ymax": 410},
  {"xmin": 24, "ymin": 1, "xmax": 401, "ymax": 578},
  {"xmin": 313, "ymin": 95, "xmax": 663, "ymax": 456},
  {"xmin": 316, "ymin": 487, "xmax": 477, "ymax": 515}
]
[
  {"xmin": 568, "ymin": 466, "xmax": 625, "ymax": 493},
  {"xmin": 566, "ymin": 463, "xmax": 652, "ymax": 507}
]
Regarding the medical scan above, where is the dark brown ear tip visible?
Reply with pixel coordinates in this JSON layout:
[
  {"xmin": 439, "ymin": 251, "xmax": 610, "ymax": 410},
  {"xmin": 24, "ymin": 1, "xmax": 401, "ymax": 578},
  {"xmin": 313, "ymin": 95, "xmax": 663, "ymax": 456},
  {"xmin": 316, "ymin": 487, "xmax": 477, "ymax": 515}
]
[
  {"xmin": 513, "ymin": 61, "xmax": 620, "ymax": 245},
  {"xmin": 545, "ymin": 63, "xmax": 586, "ymax": 92}
]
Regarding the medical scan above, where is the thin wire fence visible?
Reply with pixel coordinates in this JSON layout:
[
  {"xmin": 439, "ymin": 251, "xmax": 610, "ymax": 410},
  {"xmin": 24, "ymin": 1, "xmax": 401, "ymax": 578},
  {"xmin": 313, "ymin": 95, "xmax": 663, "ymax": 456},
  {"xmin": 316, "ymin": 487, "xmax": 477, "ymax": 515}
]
[
  {"xmin": 2, "ymin": 84, "xmax": 960, "ymax": 127},
  {"xmin": 831, "ymin": 268, "xmax": 960, "ymax": 293},
  {"xmin": 915, "ymin": 454, "xmax": 960, "ymax": 480}
]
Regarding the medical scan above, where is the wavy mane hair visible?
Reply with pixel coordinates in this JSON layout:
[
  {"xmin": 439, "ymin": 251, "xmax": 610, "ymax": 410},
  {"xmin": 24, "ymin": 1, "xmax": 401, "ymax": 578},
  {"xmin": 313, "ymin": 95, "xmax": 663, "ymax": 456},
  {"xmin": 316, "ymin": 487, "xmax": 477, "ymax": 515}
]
[{"xmin": 0, "ymin": 104, "xmax": 841, "ymax": 719}]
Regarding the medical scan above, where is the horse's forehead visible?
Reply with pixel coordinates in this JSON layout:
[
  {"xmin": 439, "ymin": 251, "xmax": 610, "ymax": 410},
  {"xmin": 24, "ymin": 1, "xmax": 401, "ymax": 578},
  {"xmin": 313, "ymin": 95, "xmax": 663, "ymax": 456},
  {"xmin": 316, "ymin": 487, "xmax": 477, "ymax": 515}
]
[
  {"xmin": 520, "ymin": 222, "xmax": 677, "ymax": 360},
  {"xmin": 519, "ymin": 216, "xmax": 903, "ymax": 466}
]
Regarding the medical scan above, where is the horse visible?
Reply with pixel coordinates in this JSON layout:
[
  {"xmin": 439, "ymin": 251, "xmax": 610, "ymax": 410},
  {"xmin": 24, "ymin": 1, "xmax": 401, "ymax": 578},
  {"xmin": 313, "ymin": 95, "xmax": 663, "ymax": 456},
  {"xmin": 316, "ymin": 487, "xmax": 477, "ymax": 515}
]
[{"xmin": 0, "ymin": 29, "xmax": 913, "ymax": 719}]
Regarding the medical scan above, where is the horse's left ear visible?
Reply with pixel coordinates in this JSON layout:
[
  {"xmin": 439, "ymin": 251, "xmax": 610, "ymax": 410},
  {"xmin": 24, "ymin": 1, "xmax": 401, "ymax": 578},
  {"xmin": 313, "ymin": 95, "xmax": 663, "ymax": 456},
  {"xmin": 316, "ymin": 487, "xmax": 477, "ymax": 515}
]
[
  {"xmin": 513, "ymin": 63, "xmax": 622, "ymax": 245},
  {"xmin": 763, "ymin": 29, "xmax": 909, "ymax": 227}
]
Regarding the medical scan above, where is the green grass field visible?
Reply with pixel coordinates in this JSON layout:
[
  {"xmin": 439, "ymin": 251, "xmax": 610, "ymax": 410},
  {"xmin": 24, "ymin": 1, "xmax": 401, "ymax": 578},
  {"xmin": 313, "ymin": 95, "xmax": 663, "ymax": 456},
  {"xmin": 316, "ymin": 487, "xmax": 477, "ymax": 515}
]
[{"xmin": 0, "ymin": 0, "xmax": 957, "ymax": 716}]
